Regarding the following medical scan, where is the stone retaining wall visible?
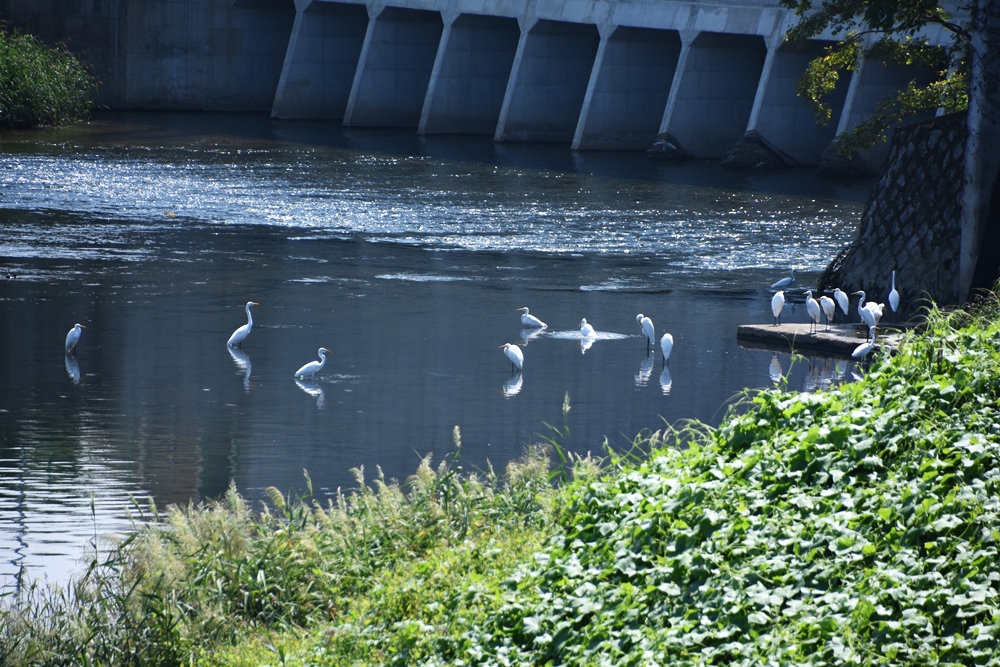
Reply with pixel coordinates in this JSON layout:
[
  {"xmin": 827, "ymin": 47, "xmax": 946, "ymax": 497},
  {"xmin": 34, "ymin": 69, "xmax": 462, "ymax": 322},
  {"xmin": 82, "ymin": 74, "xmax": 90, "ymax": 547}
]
[{"xmin": 820, "ymin": 112, "xmax": 967, "ymax": 312}]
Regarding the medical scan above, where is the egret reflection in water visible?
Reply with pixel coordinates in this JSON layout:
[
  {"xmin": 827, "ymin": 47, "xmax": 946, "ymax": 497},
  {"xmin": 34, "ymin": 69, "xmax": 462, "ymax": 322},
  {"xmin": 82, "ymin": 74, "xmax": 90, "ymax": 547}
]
[
  {"xmin": 580, "ymin": 337, "xmax": 595, "ymax": 354},
  {"xmin": 769, "ymin": 354, "xmax": 783, "ymax": 384},
  {"xmin": 502, "ymin": 373, "xmax": 523, "ymax": 398},
  {"xmin": 295, "ymin": 379, "xmax": 326, "ymax": 407},
  {"xmin": 519, "ymin": 328, "xmax": 546, "ymax": 346},
  {"xmin": 227, "ymin": 346, "xmax": 252, "ymax": 391},
  {"xmin": 635, "ymin": 354, "xmax": 654, "ymax": 387},
  {"xmin": 659, "ymin": 366, "xmax": 672, "ymax": 395},
  {"xmin": 65, "ymin": 353, "xmax": 81, "ymax": 385}
]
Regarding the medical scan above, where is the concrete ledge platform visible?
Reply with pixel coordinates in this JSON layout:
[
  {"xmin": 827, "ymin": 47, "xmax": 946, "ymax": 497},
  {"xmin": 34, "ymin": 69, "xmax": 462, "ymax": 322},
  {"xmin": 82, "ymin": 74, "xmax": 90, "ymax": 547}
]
[{"xmin": 737, "ymin": 323, "xmax": 901, "ymax": 356}]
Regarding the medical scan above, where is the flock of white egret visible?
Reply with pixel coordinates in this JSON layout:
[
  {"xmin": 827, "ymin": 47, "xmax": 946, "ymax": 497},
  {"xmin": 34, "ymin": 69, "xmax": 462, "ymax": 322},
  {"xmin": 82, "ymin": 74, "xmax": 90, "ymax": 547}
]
[
  {"xmin": 498, "ymin": 307, "xmax": 674, "ymax": 378},
  {"xmin": 767, "ymin": 267, "xmax": 901, "ymax": 361},
  {"xmin": 60, "ymin": 269, "xmax": 899, "ymax": 396}
]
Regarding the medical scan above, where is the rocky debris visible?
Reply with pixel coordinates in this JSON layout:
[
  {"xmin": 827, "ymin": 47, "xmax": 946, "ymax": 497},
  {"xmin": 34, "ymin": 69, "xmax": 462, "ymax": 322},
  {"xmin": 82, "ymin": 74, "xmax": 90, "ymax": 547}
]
[
  {"xmin": 721, "ymin": 130, "xmax": 797, "ymax": 170},
  {"xmin": 816, "ymin": 142, "xmax": 877, "ymax": 179},
  {"xmin": 820, "ymin": 112, "xmax": 967, "ymax": 309},
  {"xmin": 646, "ymin": 132, "xmax": 690, "ymax": 161}
]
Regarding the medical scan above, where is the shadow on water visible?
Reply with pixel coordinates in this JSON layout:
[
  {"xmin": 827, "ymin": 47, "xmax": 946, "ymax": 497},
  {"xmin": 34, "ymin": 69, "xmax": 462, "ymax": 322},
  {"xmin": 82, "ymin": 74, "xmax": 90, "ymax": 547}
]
[{"xmin": 0, "ymin": 113, "xmax": 875, "ymax": 585}]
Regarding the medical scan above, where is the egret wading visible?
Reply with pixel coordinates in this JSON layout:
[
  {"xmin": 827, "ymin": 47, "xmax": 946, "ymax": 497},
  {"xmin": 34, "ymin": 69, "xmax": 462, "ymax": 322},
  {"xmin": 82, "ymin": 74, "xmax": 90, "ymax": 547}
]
[
  {"xmin": 65, "ymin": 323, "xmax": 86, "ymax": 354},
  {"xmin": 771, "ymin": 291, "xmax": 785, "ymax": 326},
  {"xmin": 294, "ymin": 348, "xmax": 331, "ymax": 379},
  {"xmin": 804, "ymin": 291, "xmax": 821, "ymax": 333},
  {"xmin": 579, "ymin": 318, "xmax": 596, "ymax": 337},
  {"xmin": 770, "ymin": 268, "xmax": 796, "ymax": 290},
  {"xmin": 227, "ymin": 301, "xmax": 259, "ymax": 348},
  {"xmin": 636, "ymin": 314, "xmax": 655, "ymax": 353},
  {"xmin": 852, "ymin": 327, "xmax": 878, "ymax": 360},
  {"xmin": 499, "ymin": 343, "xmax": 523, "ymax": 375},
  {"xmin": 660, "ymin": 333, "xmax": 673, "ymax": 367},
  {"xmin": 819, "ymin": 295, "xmax": 836, "ymax": 330},
  {"xmin": 517, "ymin": 307, "xmax": 546, "ymax": 329}
]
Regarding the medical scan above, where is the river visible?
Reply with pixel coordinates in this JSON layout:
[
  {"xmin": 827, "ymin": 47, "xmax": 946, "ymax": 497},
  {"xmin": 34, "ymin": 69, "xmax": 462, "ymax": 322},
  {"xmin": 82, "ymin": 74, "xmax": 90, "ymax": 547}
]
[{"xmin": 0, "ymin": 111, "xmax": 871, "ymax": 586}]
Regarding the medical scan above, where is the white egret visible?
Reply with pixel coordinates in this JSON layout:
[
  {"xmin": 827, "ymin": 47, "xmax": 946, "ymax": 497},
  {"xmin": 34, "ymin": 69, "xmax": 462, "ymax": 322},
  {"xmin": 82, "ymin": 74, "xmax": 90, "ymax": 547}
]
[
  {"xmin": 227, "ymin": 301, "xmax": 259, "ymax": 348},
  {"xmin": 888, "ymin": 271, "xmax": 900, "ymax": 313},
  {"xmin": 771, "ymin": 291, "xmax": 785, "ymax": 325},
  {"xmin": 660, "ymin": 332, "xmax": 673, "ymax": 367},
  {"xmin": 579, "ymin": 318, "xmax": 596, "ymax": 337},
  {"xmin": 65, "ymin": 323, "xmax": 86, "ymax": 354},
  {"xmin": 819, "ymin": 295, "xmax": 836, "ymax": 330},
  {"xmin": 770, "ymin": 268, "xmax": 796, "ymax": 290},
  {"xmin": 517, "ymin": 307, "xmax": 547, "ymax": 329},
  {"xmin": 636, "ymin": 314, "xmax": 655, "ymax": 353},
  {"xmin": 499, "ymin": 343, "xmax": 523, "ymax": 374},
  {"xmin": 804, "ymin": 291, "xmax": 821, "ymax": 333},
  {"xmin": 852, "ymin": 327, "xmax": 878, "ymax": 360},
  {"xmin": 832, "ymin": 288, "xmax": 850, "ymax": 316},
  {"xmin": 294, "ymin": 347, "xmax": 331, "ymax": 379},
  {"xmin": 852, "ymin": 291, "xmax": 883, "ymax": 337}
]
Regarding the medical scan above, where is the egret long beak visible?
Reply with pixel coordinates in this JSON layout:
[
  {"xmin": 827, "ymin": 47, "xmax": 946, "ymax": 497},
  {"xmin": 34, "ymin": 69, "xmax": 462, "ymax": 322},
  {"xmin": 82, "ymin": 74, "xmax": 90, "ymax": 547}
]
[
  {"xmin": 498, "ymin": 344, "xmax": 506, "ymax": 349},
  {"xmin": 517, "ymin": 307, "xmax": 526, "ymax": 312},
  {"xmin": 80, "ymin": 325, "xmax": 86, "ymax": 328},
  {"xmin": 850, "ymin": 291, "xmax": 861, "ymax": 296},
  {"xmin": 252, "ymin": 302, "xmax": 260, "ymax": 306}
]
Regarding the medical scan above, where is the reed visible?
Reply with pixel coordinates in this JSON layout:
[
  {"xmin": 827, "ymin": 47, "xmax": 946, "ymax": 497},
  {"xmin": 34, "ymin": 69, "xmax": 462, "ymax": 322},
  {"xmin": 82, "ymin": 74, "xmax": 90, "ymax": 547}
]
[{"xmin": 0, "ymin": 28, "xmax": 95, "ymax": 129}]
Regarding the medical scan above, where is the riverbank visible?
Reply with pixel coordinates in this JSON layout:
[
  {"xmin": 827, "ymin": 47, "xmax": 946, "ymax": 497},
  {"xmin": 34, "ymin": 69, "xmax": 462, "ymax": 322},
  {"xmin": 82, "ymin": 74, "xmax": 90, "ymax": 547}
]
[{"xmin": 4, "ymin": 297, "xmax": 1000, "ymax": 665}]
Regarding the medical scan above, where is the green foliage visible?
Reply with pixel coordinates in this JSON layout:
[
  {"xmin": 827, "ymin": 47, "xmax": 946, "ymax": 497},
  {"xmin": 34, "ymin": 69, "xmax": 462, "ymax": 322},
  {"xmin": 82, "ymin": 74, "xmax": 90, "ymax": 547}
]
[
  {"xmin": 0, "ymin": 441, "xmax": 564, "ymax": 666},
  {"xmin": 455, "ymin": 301, "xmax": 1000, "ymax": 666},
  {"xmin": 781, "ymin": 0, "xmax": 969, "ymax": 150},
  {"xmin": 0, "ymin": 28, "xmax": 95, "ymax": 129}
]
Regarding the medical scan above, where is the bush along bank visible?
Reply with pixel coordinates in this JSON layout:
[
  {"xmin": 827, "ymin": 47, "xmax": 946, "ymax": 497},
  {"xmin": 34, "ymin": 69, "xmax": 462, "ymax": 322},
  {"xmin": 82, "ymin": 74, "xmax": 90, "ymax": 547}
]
[
  {"xmin": 0, "ymin": 28, "xmax": 95, "ymax": 129},
  {"xmin": 4, "ymin": 301, "xmax": 1000, "ymax": 666}
]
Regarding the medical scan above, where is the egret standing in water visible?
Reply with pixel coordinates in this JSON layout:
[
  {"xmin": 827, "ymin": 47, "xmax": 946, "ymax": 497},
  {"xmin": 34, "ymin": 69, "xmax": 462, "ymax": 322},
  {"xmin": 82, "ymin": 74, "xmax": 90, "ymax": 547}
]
[
  {"xmin": 888, "ymin": 271, "xmax": 900, "ymax": 314},
  {"xmin": 852, "ymin": 327, "xmax": 878, "ymax": 360},
  {"xmin": 770, "ymin": 268, "xmax": 796, "ymax": 290},
  {"xmin": 65, "ymin": 323, "xmax": 86, "ymax": 354},
  {"xmin": 804, "ymin": 291, "xmax": 821, "ymax": 333},
  {"xmin": 819, "ymin": 295, "xmax": 836, "ymax": 330},
  {"xmin": 660, "ymin": 332, "xmax": 673, "ymax": 367},
  {"xmin": 227, "ymin": 301, "xmax": 259, "ymax": 348},
  {"xmin": 294, "ymin": 347, "xmax": 331, "ymax": 379},
  {"xmin": 636, "ymin": 314, "xmax": 655, "ymax": 353},
  {"xmin": 771, "ymin": 291, "xmax": 785, "ymax": 325},
  {"xmin": 517, "ymin": 307, "xmax": 547, "ymax": 329},
  {"xmin": 579, "ymin": 318, "xmax": 596, "ymax": 337},
  {"xmin": 499, "ymin": 343, "xmax": 523, "ymax": 374}
]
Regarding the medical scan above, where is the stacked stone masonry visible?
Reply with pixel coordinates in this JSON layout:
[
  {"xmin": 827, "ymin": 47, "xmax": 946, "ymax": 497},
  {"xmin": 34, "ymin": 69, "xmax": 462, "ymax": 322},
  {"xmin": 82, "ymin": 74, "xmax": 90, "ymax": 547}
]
[{"xmin": 820, "ymin": 112, "xmax": 967, "ymax": 310}]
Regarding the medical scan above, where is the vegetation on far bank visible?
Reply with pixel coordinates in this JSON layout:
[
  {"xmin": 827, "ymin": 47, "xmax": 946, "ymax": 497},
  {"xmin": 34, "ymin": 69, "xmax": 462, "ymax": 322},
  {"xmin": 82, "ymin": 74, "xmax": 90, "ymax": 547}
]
[
  {"xmin": 0, "ymin": 28, "xmax": 95, "ymax": 130},
  {"xmin": 4, "ymin": 296, "xmax": 1000, "ymax": 666}
]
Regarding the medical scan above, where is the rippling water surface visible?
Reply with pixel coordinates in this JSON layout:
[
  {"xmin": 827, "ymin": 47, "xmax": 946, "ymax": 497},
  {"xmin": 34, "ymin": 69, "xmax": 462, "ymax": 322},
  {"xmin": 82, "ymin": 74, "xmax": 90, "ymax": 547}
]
[{"xmin": 0, "ymin": 112, "xmax": 872, "ymax": 587}]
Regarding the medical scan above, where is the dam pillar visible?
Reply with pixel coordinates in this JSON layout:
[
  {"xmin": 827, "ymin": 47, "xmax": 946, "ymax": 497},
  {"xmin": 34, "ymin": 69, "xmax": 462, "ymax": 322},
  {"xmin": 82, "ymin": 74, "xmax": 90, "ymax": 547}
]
[
  {"xmin": 572, "ymin": 26, "xmax": 682, "ymax": 150},
  {"xmin": 343, "ymin": 5, "xmax": 444, "ymax": 127},
  {"xmin": 495, "ymin": 19, "xmax": 601, "ymax": 143},
  {"xmin": 272, "ymin": 0, "xmax": 370, "ymax": 119},
  {"xmin": 744, "ymin": 39, "xmax": 853, "ymax": 164},
  {"xmin": 419, "ymin": 13, "xmax": 521, "ymax": 135},
  {"xmin": 662, "ymin": 31, "xmax": 767, "ymax": 157}
]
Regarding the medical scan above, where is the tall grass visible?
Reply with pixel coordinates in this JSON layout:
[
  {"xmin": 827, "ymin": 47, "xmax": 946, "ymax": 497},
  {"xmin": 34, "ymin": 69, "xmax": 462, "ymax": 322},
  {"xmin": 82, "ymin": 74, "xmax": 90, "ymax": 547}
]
[
  {"xmin": 0, "ymin": 435, "xmax": 573, "ymax": 667},
  {"xmin": 0, "ymin": 27, "xmax": 95, "ymax": 129}
]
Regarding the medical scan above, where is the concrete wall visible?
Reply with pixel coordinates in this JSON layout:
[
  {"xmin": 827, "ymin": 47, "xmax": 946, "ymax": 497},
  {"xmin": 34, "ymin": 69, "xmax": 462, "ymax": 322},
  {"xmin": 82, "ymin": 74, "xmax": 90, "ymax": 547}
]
[
  {"xmin": 344, "ymin": 6, "xmax": 443, "ymax": 127},
  {"xmin": 272, "ymin": 2, "xmax": 369, "ymax": 119},
  {"xmin": 0, "ymin": 0, "xmax": 295, "ymax": 110},
  {"xmin": 751, "ymin": 40, "xmax": 851, "ymax": 164},
  {"xmin": 664, "ymin": 32, "xmax": 766, "ymax": 157},
  {"xmin": 496, "ymin": 19, "xmax": 600, "ymax": 143},
  {"xmin": 574, "ymin": 27, "xmax": 682, "ymax": 150},
  {"xmin": 420, "ymin": 14, "xmax": 520, "ymax": 134},
  {"xmin": 1, "ymin": 0, "xmax": 956, "ymax": 158}
]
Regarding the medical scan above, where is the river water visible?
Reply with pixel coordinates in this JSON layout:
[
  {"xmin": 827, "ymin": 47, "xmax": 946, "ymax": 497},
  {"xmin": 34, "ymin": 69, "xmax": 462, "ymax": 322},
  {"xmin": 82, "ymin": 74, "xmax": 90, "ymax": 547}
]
[{"xmin": 0, "ymin": 112, "xmax": 871, "ymax": 587}]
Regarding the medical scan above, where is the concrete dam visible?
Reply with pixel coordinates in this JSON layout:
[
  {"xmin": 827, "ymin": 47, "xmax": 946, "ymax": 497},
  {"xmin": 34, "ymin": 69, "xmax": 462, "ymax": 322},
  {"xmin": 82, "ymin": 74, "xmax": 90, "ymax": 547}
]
[{"xmin": 2, "ymin": 0, "xmax": 950, "ymax": 163}]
